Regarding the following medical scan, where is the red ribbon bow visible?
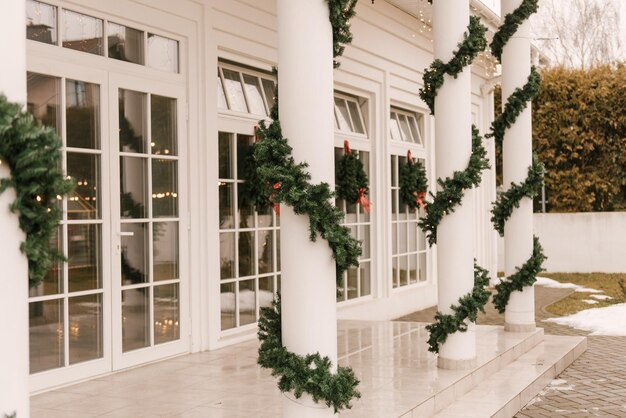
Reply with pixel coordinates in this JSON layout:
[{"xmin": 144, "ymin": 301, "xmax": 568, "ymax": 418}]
[
  {"xmin": 358, "ymin": 188, "xmax": 372, "ymax": 213},
  {"xmin": 343, "ymin": 139, "xmax": 351, "ymax": 155},
  {"xmin": 413, "ymin": 191, "xmax": 426, "ymax": 209},
  {"xmin": 407, "ymin": 149, "xmax": 414, "ymax": 165},
  {"xmin": 270, "ymin": 183, "xmax": 281, "ymax": 216}
]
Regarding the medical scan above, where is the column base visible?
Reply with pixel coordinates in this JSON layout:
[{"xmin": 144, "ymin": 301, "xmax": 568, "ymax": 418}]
[
  {"xmin": 437, "ymin": 356, "xmax": 477, "ymax": 370},
  {"xmin": 505, "ymin": 322, "xmax": 536, "ymax": 333},
  {"xmin": 282, "ymin": 392, "xmax": 334, "ymax": 418}
]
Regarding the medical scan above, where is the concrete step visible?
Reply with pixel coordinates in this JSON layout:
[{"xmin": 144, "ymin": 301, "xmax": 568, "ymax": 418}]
[{"xmin": 431, "ymin": 335, "xmax": 587, "ymax": 418}]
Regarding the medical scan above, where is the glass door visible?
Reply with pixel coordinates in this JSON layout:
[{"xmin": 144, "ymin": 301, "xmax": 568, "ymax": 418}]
[{"xmin": 109, "ymin": 73, "xmax": 188, "ymax": 369}]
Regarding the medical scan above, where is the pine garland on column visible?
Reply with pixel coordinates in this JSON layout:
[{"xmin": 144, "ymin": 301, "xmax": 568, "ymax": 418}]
[
  {"xmin": 489, "ymin": 0, "xmax": 547, "ymax": 311},
  {"xmin": 416, "ymin": 9, "xmax": 493, "ymax": 352}
]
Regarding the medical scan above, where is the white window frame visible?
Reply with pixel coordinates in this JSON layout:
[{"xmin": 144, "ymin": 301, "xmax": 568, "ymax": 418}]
[
  {"xmin": 390, "ymin": 107, "xmax": 425, "ymax": 145},
  {"xmin": 334, "ymin": 91, "xmax": 368, "ymax": 138},
  {"xmin": 217, "ymin": 61, "xmax": 276, "ymax": 119}
]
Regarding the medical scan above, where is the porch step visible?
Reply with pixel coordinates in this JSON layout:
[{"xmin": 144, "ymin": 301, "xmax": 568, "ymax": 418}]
[{"xmin": 431, "ymin": 335, "xmax": 587, "ymax": 418}]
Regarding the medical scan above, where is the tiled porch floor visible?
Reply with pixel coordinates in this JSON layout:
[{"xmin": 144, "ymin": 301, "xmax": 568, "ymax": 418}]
[{"xmin": 31, "ymin": 321, "xmax": 551, "ymax": 418}]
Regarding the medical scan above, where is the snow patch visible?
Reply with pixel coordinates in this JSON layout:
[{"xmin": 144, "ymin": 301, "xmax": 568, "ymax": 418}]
[
  {"xmin": 544, "ymin": 303, "xmax": 626, "ymax": 336},
  {"xmin": 550, "ymin": 379, "xmax": 568, "ymax": 386},
  {"xmin": 582, "ymin": 299, "xmax": 599, "ymax": 305},
  {"xmin": 535, "ymin": 276, "xmax": 602, "ymax": 293},
  {"xmin": 591, "ymin": 294, "xmax": 613, "ymax": 301}
]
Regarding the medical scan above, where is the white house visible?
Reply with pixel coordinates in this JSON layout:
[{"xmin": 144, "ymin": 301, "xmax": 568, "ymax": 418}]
[{"xmin": 0, "ymin": 1, "xmax": 583, "ymax": 417}]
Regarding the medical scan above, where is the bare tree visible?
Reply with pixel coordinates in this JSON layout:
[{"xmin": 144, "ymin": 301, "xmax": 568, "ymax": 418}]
[{"xmin": 532, "ymin": 0, "xmax": 622, "ymax": 69}]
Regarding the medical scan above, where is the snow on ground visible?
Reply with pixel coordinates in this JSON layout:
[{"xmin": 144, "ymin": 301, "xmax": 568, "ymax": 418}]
[
  {"xmin": 535, "ymin": 276, "xmax": 602, "ymax": 293},
  {"xmin": 591, "ymin": 294, "xmax": 613, "ymax": 301},
  {"xmin": 582, "ymin": 299, "xmax": 599, "ymax": 305},
  {"xmin": 544, "ymin": 303, "xmax": 626, "ymax": 336}
]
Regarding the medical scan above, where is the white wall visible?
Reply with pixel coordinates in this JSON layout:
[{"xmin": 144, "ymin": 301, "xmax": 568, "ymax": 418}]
[{"xmin": 498, "ymin": 213, "xmax": 626, "ymax": 273}]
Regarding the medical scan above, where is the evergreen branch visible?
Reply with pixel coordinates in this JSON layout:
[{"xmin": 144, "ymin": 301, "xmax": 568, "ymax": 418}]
[
  {"xmin": 0, "ymin": 95, "xmax": 75, "ymax": 287},
  {"xmin": 419, "ymin": 16, "xmax": 488, "ymax": 115},
  {"xmin": 399, "ymin": 151, "xmax": 428, "ymax": 211},
  {"xmin": 493, "ymin": 237, "xmax": 546, "ymax": 313},
  {"xmin": 491, "ymin": 155, "xmax": 544, "ymax": 236},
  {"xmin": 426, "ymin": 262, "xmax": 492, "ymax": 353},
  {"xmin": 418, "ymin": 126, "xmax": 490, "ymax": 246},
  {"xmin": 327, "ymin": 0, "xmax": 358, "ymax": 68},
  {"xmin": 336, "ymin": 141, "xmax": 369, "ymax": 204},
  {"xmin": 258, "ymin": 295, "xmax": 361, "ymax": 412},
  {"xmin": 490, "ymin": 0, "xmax": 539, "ymax": 61},
  {"xmin": 486, "ymin": 67, "xmax": 541, "ymax": 146}
]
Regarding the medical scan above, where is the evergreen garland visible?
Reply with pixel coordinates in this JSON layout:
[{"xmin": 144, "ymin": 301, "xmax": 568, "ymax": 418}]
[
  {"xmin": 254, "ymin": 97, "xmax": 361, "ymax": 286},
  {"xmin": 418, "ymin": 126, "xmax": 490, "ymax": 246},
  {"xmin": 486, "ymin": 67, "xmax": 541, "ymax": 146},
  {"xmin": 399, "ymin": 150, "xmax": 428, "ymax": 211},
  {"xmin": 491, "ymin": 155, "xmax": 544, "ymax": 236},
  {"xmin": 426, "ymin": 262, "xmax": 492, "ymax": 354},
  {"xmin": 492, "ymin": 237, "xmax": 546, "ymax": 313},
  {"xmin": 257, "ymin": 295, "xmax": 361, "ymax": 412},
  {"xmin": 327, "ymin": 0, "xmax": 358, "ymax": 68},
  {"xmin": 0, "ymin": 95, "xmax": 74, "ymax": 287},
  {"xmin": 336, "ymin": 140, "xmax": 370, "ymax": 211},
  {"xmin": 490, "ymin": 0, "xmax": 546, "ymax": 312},
  {"xmin": 419, "ymin": 16, "xmax": 488, "ymax": 115},
  {"xmin": 490, "ymin": 0, "xmax": 539, "ymax": 61}
]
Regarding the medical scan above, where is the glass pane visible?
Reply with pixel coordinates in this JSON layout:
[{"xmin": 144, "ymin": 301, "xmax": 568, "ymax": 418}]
[
  {"xmin": 220, "ymin": 232, "xmax": 235, "ymax": 279},
  {"xmin": 276, "ymin": 232, "xmax": 281, "ymax": 271},
  {"xmin": 257, "ymin": 204, "xmax": 273, "ymax": 228},
  {"xmin": 68, "ymin": 224, "xmax": 101, "ymax": 292},
  {"xmin": 390, "ymin": 113, "xmax": 402, "ymax": 141},
  {"xmin": 258, "ymin": 230, "xmax": 273, "ymax": 274},
  {"xmin": 217, "ymin": 75, "xmax": 228, "ymax": 109},
  {"xmin": 122, "ymin": 287, "xmax": 150, "ymax": 352},
  {"xmin": 242, "ymin": 75, "xmax": 267, "ymax": 116},
  {"xmin": 238, "ymin": 185, "xmax": 254, "ymax": 229},
  {"xmin": 334, "ymin": 98, "xmax": 352, "ymax": 131},
  {"xmin": 409, "ymin": 222, "xmax": 417, "ymax": 252},
  {"xmin": 121, "ymin": 223, "xmax": 148, "ymax": 285},
  {"xmin": 419, "ymin": 222, "xmax": 426, "ymax": 251},
  {"xmin": 26, "ymin": 0, "xmax": 57, "ymax": 45},
  {"xmin": 153, "ymin": 222, "xmax": 179, "ymax": 281},
  {"xmin": 392, "ymin": 223, "xmax": 398, "ymax": 255},
  {"xmin": 259, "ymin": 277, "xmax": 274, "ymax": 309},
  {"xmin": 120, "ymin": 156, "xmax": 148, "ymax": 219},
  {"xmin": 239, "ymin": 280, "xmax": 256, "ymax": 326},
  {"xmin": 29, "ymin": 299, "xmax": 64, "ymax": 373},
  {"xmin": 392, "ymin": 257, "xmax": 398, "ymax": 288},
  {"xmin": 419, "ymin": 252, "xmax": 427, "ymax": 281},
  {"xmin": 399, "ymin": 222, "xmax": 407, "ymax": 255},
  {"xmin": 237, "ymin": 135, "xmax": 254, "ymax": 180},
  {"xmin": 219, "ymin": 182, "xmax": 234, "ymax": 229},
  {"xmin": 119, "ymin": 89, "xmax": 146, "ymax": 153},
  {"xmin": 218, "ymin": 132, "xmax": 233, "ymax": 179},
  {"xmin": 399, "ymin": 256, "xmax": 408, "ymax": 286},
  {"xmin": 152, "ymin": 159, "xmax": 178, "ymax": 218},
  {"xmin": 67, "ymin": 153, "xmax": 99, "ymax": 220},
  {"xmin": 220, "ymin": 283, "xmax": 236, "ymax": 330},
  {"xmin": 391, "ymin": 155, "xmax": 398, "ymax": 187},
  {"xmin": 262, "ymin": 79, "xmax": 275, "ymax": 111},
  {"xmin": 409, "ymin": 255, "xmax": 418, "ymax": 284},
  {"xmin": 147, "ymin": 34, "xmax": 179, "ymax": 73},
  {"xmin": 360, "ymin": 262, "xmax": 371, "ymax": 297},
  {"xmin": 222, "ymin": 69, "xmax": 247, "ymax": 112},
  {"xmin": 408, "ymin": 116, "xmax": 422, "ymax": 145},
  {"xmin": 347, "ymin": 100, "xmax": 365, "ymax": 134},
  {"xmin": 347, "ymin": 267, "xmax": 358, "ymax": 300},
  {"xmin": 69, "ymin": 294, "xmax": 103, "ymax": 365},
  {"xmin": 66, "ymin": 79, "xmax": 100, "ymax": 149},
  {"xmin": 398, "ymin": 114, "xmax": 413, "ymax": 142},
  {"xmin": 154, "ymin": 284, "xmax": 180, "ymax": 344},
  {"xmin": 151, "ymin": 95, "xmax": 177, "ymax": 156},
  {"xmin": 360, "ymin": 225, "xmax": 370, "ymax": 259},
  {"xmin": 62, "ymin": 10, "xmax": 103, "ymax": 55},
  {"xmin": 238, "ymin": 231, "xmax": 255, "ymax": 277},
  {"xmin": 108, "ymin": 22, "xmax": 144, "ymax": 64},
  {"xmin": 30, "ymin": 228, "xmax": 63, "ymax": 297},
  {"xmin": 27, "ymin": 72, "xmax": 61, "ymax": 134}
]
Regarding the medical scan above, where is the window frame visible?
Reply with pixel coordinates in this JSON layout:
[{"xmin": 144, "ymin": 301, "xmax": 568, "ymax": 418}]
[
  {"xmin": 390, "ymin": 107, "xmax": 425, "ymax": 146},
  {"xmin": 334, "ymin": 91, "xmax": 368, "ymax": 138},
  {"xmin": 217, "ymin": 61, "xmax": 276, "ymax": 119}
]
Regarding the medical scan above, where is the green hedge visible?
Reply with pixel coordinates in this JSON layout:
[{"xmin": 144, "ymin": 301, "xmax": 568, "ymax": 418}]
[{"xmin": 495, "ymin": 65, "xmax": 626, "ymax": 212}]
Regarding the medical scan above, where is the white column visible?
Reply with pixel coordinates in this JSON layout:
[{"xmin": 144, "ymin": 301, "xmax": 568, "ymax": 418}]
[
  {"xmin": 501, "ymin": 0, "xmax": 535, "ymax": 332},
  {"xmin": 0, "ymin": 1, "xmax": 30, "ymax": 417},
  {"xmin": 277, "ymin": 1, "xmax": 336, "ymax": 417},
  {"xmin": 433, "ymin": 0, "xmax": 476, "ymax": 369}
]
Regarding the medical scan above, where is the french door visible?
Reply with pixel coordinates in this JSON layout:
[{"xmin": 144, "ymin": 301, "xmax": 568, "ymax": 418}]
[{"xmin": 28, "ymin": 57, "xmax": 188, "ymax": 391}]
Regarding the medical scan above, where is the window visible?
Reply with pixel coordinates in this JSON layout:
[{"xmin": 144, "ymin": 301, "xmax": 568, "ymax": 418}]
[
  {"xmin": 334, "ymin": 93, "xmax": 367, "ymax": 135},
  {"xmin": 390, "ymin": 108, "xmax": 424, "ymax": 145},
  {"xmin": 217, "ymin": 64, "xmax": 276, "ymax": 116},
  {"xmin": 25, "ymin": 1, "xmax": 179, "ymax": 73},
  {"xmin": 335, "ymin": 149, "xmax": 372, "ymax": 302},
  {"xmin": 390, "ymin": 155, "xmax": 428, "ymax": 288},
  {"xmin": 218, "ymin": 133, "xmax": 280, "ymax": 331}
]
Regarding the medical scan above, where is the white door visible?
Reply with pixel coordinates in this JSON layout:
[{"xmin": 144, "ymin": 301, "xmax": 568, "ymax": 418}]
[{"xmin": 109, "ymin": 73, "xmax": 189, "ymax": 370}]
